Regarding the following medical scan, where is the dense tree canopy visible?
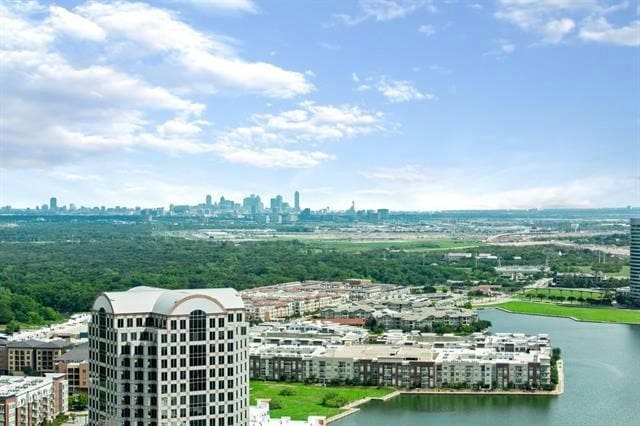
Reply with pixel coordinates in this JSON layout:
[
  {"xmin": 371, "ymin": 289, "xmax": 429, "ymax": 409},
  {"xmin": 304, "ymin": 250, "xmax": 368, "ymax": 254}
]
[{"xmin": 0, "ymin": 219, "xmax": 628, "ymax": 325}]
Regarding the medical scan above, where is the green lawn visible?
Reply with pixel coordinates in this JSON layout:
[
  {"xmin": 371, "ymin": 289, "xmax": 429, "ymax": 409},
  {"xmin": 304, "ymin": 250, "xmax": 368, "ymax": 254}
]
[
  {"xmin": 492, "ymin": 301, "xmax": 640, "ymax": 324},
  {"xmin": 249, "ymin": 381, "xmax": 394, "ymax": 420}
]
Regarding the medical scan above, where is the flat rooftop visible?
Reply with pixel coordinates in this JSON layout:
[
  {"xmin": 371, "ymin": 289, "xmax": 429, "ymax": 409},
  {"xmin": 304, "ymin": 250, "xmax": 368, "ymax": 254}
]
[{"xmin": 322, "ymin": 344, "xmax": 435, "ymax": 362}]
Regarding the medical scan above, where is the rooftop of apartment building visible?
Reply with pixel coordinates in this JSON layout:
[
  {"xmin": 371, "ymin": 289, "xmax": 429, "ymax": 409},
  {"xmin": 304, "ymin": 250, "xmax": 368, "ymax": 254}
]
[
  {"xmin": 0, "ymin": 373, "xmax": 65, "ymax": 399},
  {"xmin": 250, "ymin": 331, "xmax": 552, "ymax": 365},
  {"xmin": 56, "ymin": 342, "xmax": 89, "ymax": 363},
  {"xmin": 6, "ymin": 339, "xmax": 73, "ymax": 350}
]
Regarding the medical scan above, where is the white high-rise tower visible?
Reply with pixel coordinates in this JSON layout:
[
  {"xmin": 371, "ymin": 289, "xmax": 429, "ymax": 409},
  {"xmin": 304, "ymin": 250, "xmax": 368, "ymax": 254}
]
[
  {"xmin": 631, "ymin": 218, "xmax": 640, "ymax": 304},
  {"xmin": 89, "ymin": 286, "xmax": 249, "ymax": 426}
]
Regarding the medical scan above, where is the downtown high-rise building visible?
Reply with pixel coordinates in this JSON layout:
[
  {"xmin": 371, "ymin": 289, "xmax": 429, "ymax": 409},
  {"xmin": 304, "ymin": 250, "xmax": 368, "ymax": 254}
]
[
  {"xmin": 294, "ymin": 191, "xmax": 300, "ymax": 211},
  {"xmin": 89, "ymin": 286, "xmax": 249, "ymax": 426},
  {"xmin": 631, "ymin": 218, "xmax": 640, "ymax": 304},
  {"xmin": 49, "ymin": 197, "xmax": 57, "ymax": 211}
]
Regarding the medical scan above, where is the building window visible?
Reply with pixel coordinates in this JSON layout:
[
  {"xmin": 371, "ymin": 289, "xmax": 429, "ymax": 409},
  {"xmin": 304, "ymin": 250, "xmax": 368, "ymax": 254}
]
[
  {"xmin": 189, "ymin": 345, "xmax": 207, "ymax": 367},
  {"xmin": 189, "ymin": 369, "xmax": 207, "ymax": 392},
  {"xmin": 190, "ymin": 310, "xmax": 207, "ymax": 341}
]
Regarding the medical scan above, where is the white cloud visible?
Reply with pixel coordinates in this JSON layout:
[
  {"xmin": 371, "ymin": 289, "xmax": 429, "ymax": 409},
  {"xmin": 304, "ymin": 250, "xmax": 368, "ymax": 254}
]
[
  {"xmin": 75, "ymin": 1, "xmax": 313, "ymax": 98},
  {"xmin": 362, "ymin": 165, "xmax": 431, "ymax": 183},
  {"xmin": 358, "ymin": 170, "xmax": 621, "ymax": 210},
  {"xmin": 494, "ymin": 0, "xmax": 637, "ymax": 45},
  {"xmin": 318, "ymin": 41, "xmax": 341, "ymax": 50},
  {"xmin": 334, "ymin": 0, "xmax": 435, "ymax": 26},
  {"xmin": 502, "ymin": 42, "xmax": 516, "ymax": 53},
  {"xmin": 376, "ymin": 78, "xmax": 434, "ymax": 103},
  {"xmin": 484, "ymin": 39, "xmax": 516, "ymax": 57},
  {"xmin": 579, "ymin": 17, "xmax": 640, "ymax": 46},
  {"xmin": 0, "ymin": 11, "xmax": 207, "ymax": 168},
  {"xmin": 170, "ymin": 0, "xmax": 258, "ymax": 13},
  {"xmin": 352, "ymin": 72, "xmax": 361, "ymax": 83},
  {"xmin": 0, "ymin": 1, "xmax": 320, "ymax": 170},
  {"xmin": 48, "ymin": 6, "xmax": 106, "ymax": 41},
  {"xmin": 542, "ymin": 18, "xmax": 576, "ymax": 43},
  {"xmin": 429, "ymin": 65, "xmax": 452, "ymax": 74},
  {"xmin": 157, "ymin": 116, "xmax": 210, "ymax": 137},
  {"xmin": 0, "ymin": 5, "xmax": 53, "ymax": 50},
  {"xmin": 418, "ymin": 24, "xmax": 436, "ymax": 36},
  {"xmin": 212, "ymin": 102, "xmax": 385, "ymax": 168}
]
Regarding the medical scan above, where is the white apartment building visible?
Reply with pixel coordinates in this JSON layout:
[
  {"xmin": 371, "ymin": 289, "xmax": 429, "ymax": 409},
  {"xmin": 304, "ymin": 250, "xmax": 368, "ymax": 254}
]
[
  {"xmin": 249, "ymin": 334, "xmax": 552, "ymax": 389},
  {"xmin": 0, "ymin": 373, "xmax": 68, "ymax": 426},
  {"xmin": 89, "ymin": 286, "xmax": 249, "ymax": 426}
]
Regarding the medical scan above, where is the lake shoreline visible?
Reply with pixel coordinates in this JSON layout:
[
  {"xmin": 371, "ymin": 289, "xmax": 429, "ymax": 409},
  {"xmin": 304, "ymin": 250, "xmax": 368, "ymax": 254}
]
[
  {"xmin": 488, "ymin": 305, "xmax": 640, "ymax": 325},
  {"xmin": 327, "ymin": 361, "xmax": 564, "ymax": 424}
]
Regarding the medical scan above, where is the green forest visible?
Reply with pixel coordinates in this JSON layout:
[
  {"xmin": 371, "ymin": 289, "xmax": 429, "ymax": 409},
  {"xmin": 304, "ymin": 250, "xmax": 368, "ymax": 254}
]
[{"xmin": 0, "ymin": 219, "xmax": 629, "ymax": 327}]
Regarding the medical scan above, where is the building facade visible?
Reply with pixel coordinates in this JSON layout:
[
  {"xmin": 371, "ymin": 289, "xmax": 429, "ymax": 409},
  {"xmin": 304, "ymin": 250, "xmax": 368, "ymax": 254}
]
[
  {"xmin": 5, "ymin": 340, "xmax": 73, "ymax": 375},
  {"xmin": 249, "ymin": 334, "xmax": 552, "ymax": 390},
  {"xmin": 631, "ymin": 218, "xmax": 640, "ymax": 304},
  {"xmin": 56, "ymin": 343, "xmax": 89, "ymax": 394},
  {"xmin": 0, "ymin": 374, "xmax": 68, "ymax": 426},
  {"xmin": 89, "ymin": 286, "xmax": 249, "ymax": 426}
]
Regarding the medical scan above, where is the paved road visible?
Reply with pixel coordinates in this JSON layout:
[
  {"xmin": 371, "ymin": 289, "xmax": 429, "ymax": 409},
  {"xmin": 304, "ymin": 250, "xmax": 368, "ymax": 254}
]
[
  {"xmin": 63, "ymin": 413, "xmax": 88, "ymax": 425},
  {"xmin": 524, "ymin": 278, "xmax": 552, "ymax": 289}
]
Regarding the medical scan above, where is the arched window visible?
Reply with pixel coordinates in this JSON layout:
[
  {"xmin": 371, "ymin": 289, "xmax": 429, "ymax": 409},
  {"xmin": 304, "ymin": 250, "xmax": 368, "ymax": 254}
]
[{"xmin": 189, "ymin": 310, "xmax": 206, "ymax": 341}]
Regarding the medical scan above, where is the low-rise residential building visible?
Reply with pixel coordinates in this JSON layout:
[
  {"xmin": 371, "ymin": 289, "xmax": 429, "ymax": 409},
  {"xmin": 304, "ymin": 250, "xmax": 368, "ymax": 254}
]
[
  {"xmin": 55, "ymin": 343, "xmax": 89, "ymax": 394},
  {"xmin": 6, "ymin": 340, "xmax": 73, "ymax": 375},
  {"xmin": 321, "ymin": 297, "xmax": 477, "ymax": 331},
  {"xmin": 242, "ymin": 280, "xmax": 409, "ymax": 322},
  {"xmin": 249, "ymin": 333, "xmax": 552, "ymax": 390},
  {"xmin": 0, "ymin": 373, "xmax": 68, "ymax": 426},
  {"xmin": 375, "ymin": 307, "xmax": 477, "ymax": 330},
  {"xmin": 250, "ymin": 320, "xmax": 369, "ymax": 349}
]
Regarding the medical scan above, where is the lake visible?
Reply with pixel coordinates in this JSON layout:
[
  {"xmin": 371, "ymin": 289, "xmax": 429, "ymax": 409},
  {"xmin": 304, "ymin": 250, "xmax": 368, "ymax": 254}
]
[{"xmin": 334, "ymin": 309, "xmax": 640, "ymax": 426}]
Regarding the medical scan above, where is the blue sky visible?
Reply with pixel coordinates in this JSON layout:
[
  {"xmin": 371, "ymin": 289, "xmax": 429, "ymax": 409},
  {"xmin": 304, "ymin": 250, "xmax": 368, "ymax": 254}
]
[{"xmin": 1, "ymin": 0, "xmax": 639, "ymax": 210}]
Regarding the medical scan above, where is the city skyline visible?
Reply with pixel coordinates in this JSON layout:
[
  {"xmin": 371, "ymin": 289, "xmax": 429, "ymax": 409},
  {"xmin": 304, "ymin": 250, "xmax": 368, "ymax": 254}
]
[{"xmin": 1, "ymin": 1, "xmax": 639, "ymax": 210}]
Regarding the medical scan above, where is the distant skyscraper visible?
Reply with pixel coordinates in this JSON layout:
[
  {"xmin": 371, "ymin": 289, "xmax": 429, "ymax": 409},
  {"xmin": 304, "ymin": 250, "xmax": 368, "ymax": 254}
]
[
  {"xmin": 270, "ymin": 195, "xmax": 283, "ymax": 213},
  {"xmin": 294, "ymin": 191, "xmax": 300, "ymax": 211},
  {"xmin": 49, "ymin": 197, "xmax": 57, "ymax": 211},
  {"xmin": 243, "ymin": 194, "xmax": 263, "ymax": 215},
  {"xmin": 89, "ymin": 287, "xmax": 249, "ymax": 425},
  {"xmin": 205, "ymin": 194, "xmax": 212, "ymax": 206},
  {"xmin": 631, "ymin": 218, "xmax": 640, "ymax": 304}
]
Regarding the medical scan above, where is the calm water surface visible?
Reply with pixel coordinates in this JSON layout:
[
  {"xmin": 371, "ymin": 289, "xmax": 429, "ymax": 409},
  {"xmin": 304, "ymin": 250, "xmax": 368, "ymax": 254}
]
[{"xmin": 335, "ymin": 309, "xmax": 640, "ymax": 426}]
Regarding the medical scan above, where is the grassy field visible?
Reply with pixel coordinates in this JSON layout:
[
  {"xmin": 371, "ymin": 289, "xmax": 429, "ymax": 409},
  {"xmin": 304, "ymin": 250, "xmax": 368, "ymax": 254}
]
[
  {"xmin": 249, "ymin": 381, "xmax": 394, "ymax": 420},
  {"xmin": 607, "ymin": 265, "xmax": 630, "ymax": 278},
  {"xmin": 561, "ymin": 265, "xmax": 630, "ymax": 278},
  {"xmin": 306, "ymin": 239, "xmax": 480, "ymax": 252},
  {"xmin": 491, "ymin": 301, "xmax": 640, "ymax": 324},
  {"xmin": 518, "ymin": 288, "xmax": 603, "ymax": 300}
]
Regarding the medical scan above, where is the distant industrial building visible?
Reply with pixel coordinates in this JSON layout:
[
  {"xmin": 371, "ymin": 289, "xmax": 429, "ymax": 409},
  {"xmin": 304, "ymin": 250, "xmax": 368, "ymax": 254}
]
[
  {"xmin": 631, "ymin": 218, "xmax": 640, "ymax": 303},
  {"xmin": 89, "ymin": 286, "xmax": 249, "ymax": 426}
]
